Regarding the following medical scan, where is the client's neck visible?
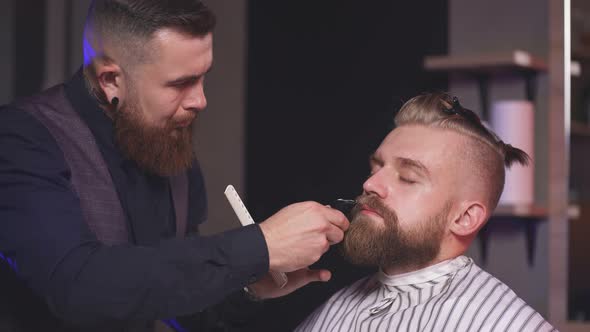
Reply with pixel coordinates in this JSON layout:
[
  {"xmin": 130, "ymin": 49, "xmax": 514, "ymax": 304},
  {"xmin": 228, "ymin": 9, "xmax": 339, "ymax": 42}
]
[
  {"xmin": 382, "ymin": 259, "xmax": 440, "ymax": 276},
  {"xmin": 382, "ymin": 251, "xmax": 460, "ymax": 276}
]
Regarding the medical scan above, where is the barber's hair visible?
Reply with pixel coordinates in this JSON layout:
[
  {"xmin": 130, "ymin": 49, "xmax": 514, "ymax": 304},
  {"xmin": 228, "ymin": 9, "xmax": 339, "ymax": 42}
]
[
  {"xmin": 83, "ymin": 0, "xmax": 215, "ymax": 102},
  {"xmin": 85, "ymin": 0, "xmax": 215, "ymax": 45},
  {"xmin": 84, "ymin": 0, "xmax": 215, "ymax": 60},
  {"xmin": 394, "ymin": 92, "xmax": 530, "ymax": 209}
]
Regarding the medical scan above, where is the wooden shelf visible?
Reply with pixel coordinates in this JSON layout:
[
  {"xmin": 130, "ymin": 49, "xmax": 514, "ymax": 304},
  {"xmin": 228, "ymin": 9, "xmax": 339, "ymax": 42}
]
[
  {"xmin": 492, "ymin": 204, "xmax": 547, "ymax": 218},
  {"xmin": 571, "ymin": 121, "xmax": 590, "ymax": 137},
  {"xmin": 492, "ymin": 203, "xmax": 580, "ymax": 219},
  {"xmin": 564, "ymin": 322, "xmax": 590, "ymax": 332},
  {"xmin": 424, "ymin": 50, "xmax": 547, "ymax": 74},
  {"xmin": 423, "ymin": 50, "xmax": 547, "ymax": 118}
]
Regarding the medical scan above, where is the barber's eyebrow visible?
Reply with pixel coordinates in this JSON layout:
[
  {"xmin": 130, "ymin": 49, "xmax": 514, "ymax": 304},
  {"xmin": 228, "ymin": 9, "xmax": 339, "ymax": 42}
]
[
  {"xmin": 165, "ymin": 66, "xmax": 213, "ymax": 86},
  {"xmin": 396, "ymin": 157, "xmax": 430, "ymax": 178},
  {"xmin": 165, "ymin": 76, "xmax": 198, "ymax": 86}
]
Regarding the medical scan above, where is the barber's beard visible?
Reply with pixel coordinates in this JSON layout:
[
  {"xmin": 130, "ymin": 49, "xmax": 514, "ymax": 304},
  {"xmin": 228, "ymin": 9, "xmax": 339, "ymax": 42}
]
[
  {"xmin": 113, "ymin": 96, "xmax": 195, "ymax": 176},
  {"xmin": 340, "ymin": 194, "xmax": 448, "ymax": 271}
]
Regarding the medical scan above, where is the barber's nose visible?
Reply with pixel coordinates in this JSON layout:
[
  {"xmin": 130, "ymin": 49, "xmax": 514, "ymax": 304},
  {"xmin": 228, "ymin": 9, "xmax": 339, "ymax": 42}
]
[
  {"xmin": 362, "ymin": 171, "xmax": 387, "ymax": 199},
  {"xmin": 184, "ymin": 83, "xmax": 207, "ymax": 112}
]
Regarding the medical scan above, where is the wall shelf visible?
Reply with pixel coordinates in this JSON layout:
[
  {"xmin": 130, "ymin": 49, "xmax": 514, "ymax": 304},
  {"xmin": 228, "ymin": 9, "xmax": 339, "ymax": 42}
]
[
  {"xmin": 492, "ymin": 202, "xmax": 590, "ymax": 219},
  {"xmin": 492, "ymin": 203, "xmax": 548, "ymax": 218},
  {"xmin": 492, "ymin": 203, "xmax": 580, "ymax": 219},
  {"xmin": 424, "ymin": 50, "xmax": 548, "ymax": 74},
  {"xmin": 424, "ymin": 50, "xmax": 547, "ymax": 119}
]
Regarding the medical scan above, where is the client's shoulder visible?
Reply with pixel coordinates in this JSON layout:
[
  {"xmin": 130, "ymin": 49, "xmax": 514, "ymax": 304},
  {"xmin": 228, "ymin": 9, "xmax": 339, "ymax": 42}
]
[{"xmin": 448, "ymin": 259, "xmax": 555, "ymax": 331}]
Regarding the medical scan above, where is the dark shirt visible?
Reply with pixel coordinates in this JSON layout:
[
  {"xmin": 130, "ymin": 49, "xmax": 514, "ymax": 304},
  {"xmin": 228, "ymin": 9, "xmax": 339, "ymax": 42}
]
[{"xmin": 0, "ymin": 71, "xmax": 269, "ymax": 330}]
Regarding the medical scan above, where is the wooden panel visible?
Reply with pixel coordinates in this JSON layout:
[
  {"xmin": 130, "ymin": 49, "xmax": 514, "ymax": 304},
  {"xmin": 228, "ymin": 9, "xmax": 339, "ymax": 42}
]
[
  {"xmin": 564, "ymin": 323, "xmax": 590, "ymax": 332},
  {"xmin": 548, "ymin": 0, "xmax": 568, "ymax": 327},
  {"xmin": 493, "ymin": 204, "xmax": 548, "ymax": 218}
]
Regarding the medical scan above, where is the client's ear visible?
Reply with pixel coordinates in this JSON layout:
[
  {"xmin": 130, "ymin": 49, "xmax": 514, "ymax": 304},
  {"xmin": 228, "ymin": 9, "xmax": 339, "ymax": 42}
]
[{"xmin": 449, "ymin": 201, "xmax": 487, "ymax": 237}]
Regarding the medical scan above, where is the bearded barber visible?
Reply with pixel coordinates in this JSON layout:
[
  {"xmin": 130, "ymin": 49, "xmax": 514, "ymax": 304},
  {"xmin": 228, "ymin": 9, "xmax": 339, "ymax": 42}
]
[{"xmin": 0, "ymin": 1, "xmax": 349, "ymax": 331}]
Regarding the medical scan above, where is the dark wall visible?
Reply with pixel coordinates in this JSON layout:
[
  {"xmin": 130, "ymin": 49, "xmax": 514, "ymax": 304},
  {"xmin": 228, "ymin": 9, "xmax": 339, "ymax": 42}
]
[
  {"xmin": 13, "ymin": 2, "xmax": 46, "ymax": 98},
  {"xmin": 569, "ymin": 132, "xmax": 590, "ymax": 319},
  {"xmin": 246, "ymin": 1, "xmax": 448, "ymax": 330}
]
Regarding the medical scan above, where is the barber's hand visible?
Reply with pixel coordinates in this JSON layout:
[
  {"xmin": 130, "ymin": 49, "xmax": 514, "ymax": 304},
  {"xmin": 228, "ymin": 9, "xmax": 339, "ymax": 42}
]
[
  {"xmin": 248, "ymin": 268, "xmax": 332, "ymax": 300},
  {"xmin": 259, "ymin": 201, "xmax": 349, "ymax": 272}
]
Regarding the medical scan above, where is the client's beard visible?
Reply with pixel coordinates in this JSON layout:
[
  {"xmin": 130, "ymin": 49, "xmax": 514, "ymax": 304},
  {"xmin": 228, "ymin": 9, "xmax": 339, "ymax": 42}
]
[
  {"xmin": 113, "ymin": 95, "xmax": 195, "ymax": 176},
  {"xmin": 339, "ymin": 194, "xmax": 448, "ymax": 271}
]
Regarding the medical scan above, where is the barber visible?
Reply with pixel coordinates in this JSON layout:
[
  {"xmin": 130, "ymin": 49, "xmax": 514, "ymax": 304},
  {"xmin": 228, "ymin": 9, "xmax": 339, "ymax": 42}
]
[{"xmin": 0, "ymin": 1, "xmax": 348, "ymax": 331}]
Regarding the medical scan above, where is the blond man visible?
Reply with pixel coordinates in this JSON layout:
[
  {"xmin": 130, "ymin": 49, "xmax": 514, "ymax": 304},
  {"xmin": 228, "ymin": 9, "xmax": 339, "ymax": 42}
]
[{"xmin": 296, "ymin": 93, "xmax": 555, "ymax": 332}]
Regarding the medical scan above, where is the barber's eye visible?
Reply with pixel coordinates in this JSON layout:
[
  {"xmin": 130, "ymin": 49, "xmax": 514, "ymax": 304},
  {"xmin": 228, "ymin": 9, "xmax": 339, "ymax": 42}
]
[
  {"xmin": 173, "ymin": 82, "xmax": 191, "ymax": 89},
  {"xmin": 170, "ymin": 78, "xmax": 199, "ymax": 89}
]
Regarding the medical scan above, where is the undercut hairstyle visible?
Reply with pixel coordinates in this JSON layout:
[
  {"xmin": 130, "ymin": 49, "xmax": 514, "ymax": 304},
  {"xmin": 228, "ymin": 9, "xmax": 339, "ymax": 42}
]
[
  {"xmin": 394, "ymin": 92, "xmax": 530, "ymax": 210},
  {"xmin": 83, "ymin": 0, "xmax": 216, "ymax": 102}
]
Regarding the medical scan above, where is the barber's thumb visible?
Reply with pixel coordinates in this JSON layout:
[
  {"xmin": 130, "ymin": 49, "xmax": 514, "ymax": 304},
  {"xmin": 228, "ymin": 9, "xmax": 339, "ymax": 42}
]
[{"xmin": 307, "ymin": 269, "xmax": 332, "ymax": 283}]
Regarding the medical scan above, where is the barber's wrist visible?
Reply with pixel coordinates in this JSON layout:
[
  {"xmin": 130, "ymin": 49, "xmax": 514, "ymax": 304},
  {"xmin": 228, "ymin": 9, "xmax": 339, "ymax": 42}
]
[
  {"xmin": 243, "ymin": 286, "xmax": 263, "ymax": 302},
  {"xmin": 258, "ymin": 222, "xmax": 280, "ymax": 271}
]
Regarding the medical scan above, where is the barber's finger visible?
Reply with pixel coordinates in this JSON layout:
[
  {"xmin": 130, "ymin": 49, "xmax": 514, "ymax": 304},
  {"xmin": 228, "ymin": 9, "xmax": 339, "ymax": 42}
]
[
  {"xmin": 325, "ymin": 224, "xmax": 345, "ymax": 244},
  {"xmin": 291, "ymin": 269, "xmax": 332, "ymax": 288},
  {"xmin": 310, "ymin": 269, "xmax": 332, "ymax": 282},
  {"xmin": 321, "ymin": 207, "xmax": 350, "ymax": 231}
]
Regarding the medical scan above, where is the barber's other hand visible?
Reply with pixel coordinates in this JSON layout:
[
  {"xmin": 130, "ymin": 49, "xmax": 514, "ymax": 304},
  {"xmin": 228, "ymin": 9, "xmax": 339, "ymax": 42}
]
[
  {"xmin": 248, "ymin": 268, "xmax": 332, "ymax": 300},
  {"xmin": 259, "ymin": 201, "xmax": 349, "ymax": 272}
]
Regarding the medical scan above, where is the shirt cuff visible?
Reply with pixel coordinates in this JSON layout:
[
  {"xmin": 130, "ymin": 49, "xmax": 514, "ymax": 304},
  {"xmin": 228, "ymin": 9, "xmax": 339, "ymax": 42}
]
[{"xmin": 218, "ymin": 224, "xmax": 269, "ymax": 287}]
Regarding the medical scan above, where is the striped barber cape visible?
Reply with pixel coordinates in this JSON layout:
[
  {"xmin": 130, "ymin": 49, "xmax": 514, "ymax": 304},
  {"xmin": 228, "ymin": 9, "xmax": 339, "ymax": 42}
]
[{"xmin": 296, "ymin": 256, "xmax": 555, "ymax": 332}]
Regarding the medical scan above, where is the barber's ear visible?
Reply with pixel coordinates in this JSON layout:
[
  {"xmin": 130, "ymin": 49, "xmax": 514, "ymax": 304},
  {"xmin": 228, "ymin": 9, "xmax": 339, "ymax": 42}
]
[
  {"xmin": 95, "ymin": 61, "xmax": 125, "ymax": 105},
  {"xmin": 449, "ymin": 202, "xmax": 487, "ymax": 237}
]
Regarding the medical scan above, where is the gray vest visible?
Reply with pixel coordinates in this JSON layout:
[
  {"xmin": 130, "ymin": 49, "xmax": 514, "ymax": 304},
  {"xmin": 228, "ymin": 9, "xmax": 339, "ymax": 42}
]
[
  {"xmin": 15, "ymin": 85, "xmax": 188, "ymax": 244},
  {"xmin": 12, "ymin": 85, "xmax": 187, "ymax": 332}
]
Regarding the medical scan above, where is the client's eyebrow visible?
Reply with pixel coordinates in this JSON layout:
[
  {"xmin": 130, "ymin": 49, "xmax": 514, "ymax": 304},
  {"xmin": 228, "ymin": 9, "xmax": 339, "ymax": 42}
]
[
  {"xmin": 396, "ymin": 157, "xmax": 430, "ymax": 179},
  {"xmin": 368, "ymin": 154, "xmax": 430, "ymax": 179},
  {"xmin": 369, "ymin": 153, "xmax": 383, "ymax": 167}
]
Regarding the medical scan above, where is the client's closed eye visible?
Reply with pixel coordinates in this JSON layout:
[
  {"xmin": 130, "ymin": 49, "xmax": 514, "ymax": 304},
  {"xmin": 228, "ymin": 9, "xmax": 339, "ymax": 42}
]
[{"xmin": 399, "ymin": 176, "xmax": 416, "ymax": 184}]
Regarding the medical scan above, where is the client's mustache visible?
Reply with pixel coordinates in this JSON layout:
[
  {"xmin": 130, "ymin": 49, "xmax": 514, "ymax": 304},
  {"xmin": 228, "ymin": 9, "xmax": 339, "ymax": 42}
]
[{"xmin": 352, "ymin": 194, "xmax": 398, "ymax": 223}]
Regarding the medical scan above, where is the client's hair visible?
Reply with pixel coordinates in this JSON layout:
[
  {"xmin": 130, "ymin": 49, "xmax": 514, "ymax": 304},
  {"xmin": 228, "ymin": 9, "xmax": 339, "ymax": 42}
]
[{"xmin": 394, "ymin": 92, "xmax": 530, "ymax": 209}]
